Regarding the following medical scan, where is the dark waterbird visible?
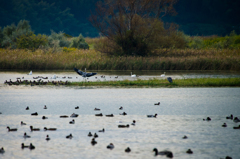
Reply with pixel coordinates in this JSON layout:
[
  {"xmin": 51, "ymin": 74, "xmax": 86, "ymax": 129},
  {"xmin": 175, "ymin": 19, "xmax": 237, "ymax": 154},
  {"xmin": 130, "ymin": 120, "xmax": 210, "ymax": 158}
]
[
  {"xmin": 167, "ymin": 77, "xmax": 173, "ymax": 83},
  {"xmin": 6, "ymin": 126, "xmax": 17, "ymax": 132},
  {"xmin": 74, "ymin": 68, "xmax": 97, "ymax": 78},
  {"xmin": 125, "ymin": 147, "xmax": 131, "ymax": 153},
  {"xmin": 152, "ymin": 148, "xmax": 173, "ymax": 158},
  {"xmin": 91, "ymin": 138, "xmax": 97, "ymax": 145},
  {"xmin": 0, "ymin": 147, "xmax": 5, "ymax": 153},
  {"xmin": 106, "ymin": 143, "xmax": 114, "ymax": 150},
  {"xmin": 186, "ymin": 149, "xmax": 193, "ymax": 154},
  {"xmin": 31, "ymin": 112, "xmax": 38, "ymax": 116}
]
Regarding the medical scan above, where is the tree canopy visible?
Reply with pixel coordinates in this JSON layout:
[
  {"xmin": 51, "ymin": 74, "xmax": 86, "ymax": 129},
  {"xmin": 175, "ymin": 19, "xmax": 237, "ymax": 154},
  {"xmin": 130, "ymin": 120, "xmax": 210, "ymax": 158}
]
[
  {"xmin": 90, "ymin": 0, "xmax": 179, "ymax": 56},
  {"xmin": 0, "ymin": 0, "xmax": 240, "ymax": 37}
]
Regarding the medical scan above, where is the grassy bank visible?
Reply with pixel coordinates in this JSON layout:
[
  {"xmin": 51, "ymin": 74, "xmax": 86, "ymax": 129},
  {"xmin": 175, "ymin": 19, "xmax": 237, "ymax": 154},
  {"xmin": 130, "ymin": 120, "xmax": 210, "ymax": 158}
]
[
  {"xmin": 11, "ymin": 78, "xmax": 239, "ymax": 87},
  {"xmin": 67, "ymin": 78, "xmax": 240, "ymax": 87},
  {"xmin": 0, "ymin": 48, "xmax": 240, "ymax": 71}
]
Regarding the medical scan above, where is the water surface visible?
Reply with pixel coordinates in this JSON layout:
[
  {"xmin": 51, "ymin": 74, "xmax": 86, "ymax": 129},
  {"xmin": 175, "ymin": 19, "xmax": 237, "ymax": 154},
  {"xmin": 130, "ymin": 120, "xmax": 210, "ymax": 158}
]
[{"xmin": 0, "ymin": 86, "xmax": 240, "ymax": 159}]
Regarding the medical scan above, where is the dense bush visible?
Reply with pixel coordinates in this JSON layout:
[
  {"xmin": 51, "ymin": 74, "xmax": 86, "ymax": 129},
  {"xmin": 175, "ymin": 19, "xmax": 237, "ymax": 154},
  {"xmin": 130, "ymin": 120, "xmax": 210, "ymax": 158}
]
[
  {"xmin": 16, "ymin": 33, "xmax": 48, "ymax": 50},
  {"xmin": 48, "ymin": 30, "xmax": 71, "ymax": 48},
  {"xmin": 1, "ymin": 20, "xmax": 33, "ymax": 49},
  {"xmin": 0, "ymin": 27, "xmax": 3, "ymax": 46},
  {"xmin": 69, "ymin": 34, "xmax": 89, "ymax": 49},
  {"xmin": 203, "ymin": 31, "xmax": 240, "ymax": 49}
]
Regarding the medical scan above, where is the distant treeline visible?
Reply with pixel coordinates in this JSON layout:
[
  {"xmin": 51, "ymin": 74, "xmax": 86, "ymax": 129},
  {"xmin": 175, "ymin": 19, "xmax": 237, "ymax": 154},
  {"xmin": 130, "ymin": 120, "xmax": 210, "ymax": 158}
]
[
  {"xmin": 0, "ymin": 20, "xmax": 89, "ymax": 51},
  {"xmin": 0, "ymin": 0, "xmax": 240, "ymax": 37}
]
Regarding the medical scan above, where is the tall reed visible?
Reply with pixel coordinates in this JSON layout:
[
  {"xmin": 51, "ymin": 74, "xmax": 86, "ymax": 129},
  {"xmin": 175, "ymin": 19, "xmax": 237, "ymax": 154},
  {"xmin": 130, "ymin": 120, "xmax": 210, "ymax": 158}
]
[{"xmin": 0, "ymin": 48, "xmax": 240, "ymax": 71}]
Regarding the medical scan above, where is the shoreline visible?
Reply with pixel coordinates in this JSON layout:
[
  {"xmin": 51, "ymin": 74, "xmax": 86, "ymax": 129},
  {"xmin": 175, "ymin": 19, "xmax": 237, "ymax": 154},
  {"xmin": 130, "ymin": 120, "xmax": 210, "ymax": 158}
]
[{"xmin": 4, "ymin": 78, "xmax": 240, "ymax": 87}]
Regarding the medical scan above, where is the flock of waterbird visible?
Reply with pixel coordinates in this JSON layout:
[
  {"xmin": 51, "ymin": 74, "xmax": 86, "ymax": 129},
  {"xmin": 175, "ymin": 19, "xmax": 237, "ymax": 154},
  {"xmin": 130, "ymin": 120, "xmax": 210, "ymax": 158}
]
[
  {"xmin": 1, "ymin": 69, "xmax": 239, "ymax": 158},
  {"xmin": 1, "ymin": 103, "xmax": 160, "ymax": 155},
  {"xmin": 4, "ymin": 69, "xmax": 173, "ymax": 86},
  {"xmin": 1, "ymin": 100, "xmax": 239, "ymax": 158}
]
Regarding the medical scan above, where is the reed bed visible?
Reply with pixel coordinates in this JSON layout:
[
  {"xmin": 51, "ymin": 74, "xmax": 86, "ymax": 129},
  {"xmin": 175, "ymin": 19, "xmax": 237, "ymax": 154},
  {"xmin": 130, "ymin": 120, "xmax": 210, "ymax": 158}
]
[
  {"xmin": 65, "ymin": 78, "xmax": 240, "ymax": 87},
  {"xmin": 0, "ymin": 48, "xmax": 240, "ymax": 71}
]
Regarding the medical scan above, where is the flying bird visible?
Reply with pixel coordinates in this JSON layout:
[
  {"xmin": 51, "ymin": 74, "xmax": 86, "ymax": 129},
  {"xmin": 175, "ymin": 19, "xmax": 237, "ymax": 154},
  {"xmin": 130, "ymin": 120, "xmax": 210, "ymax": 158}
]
[{"xmin": 74, "ymin": 68, "xmax": 97, "ymax": 78}]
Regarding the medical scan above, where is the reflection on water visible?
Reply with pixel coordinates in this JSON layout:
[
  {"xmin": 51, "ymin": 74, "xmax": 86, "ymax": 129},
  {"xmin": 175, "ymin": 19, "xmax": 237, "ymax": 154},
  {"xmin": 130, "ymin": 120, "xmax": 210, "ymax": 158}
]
[{"xmin": 0, "ymin": 87, "xmax": 240, "ymax": 158}]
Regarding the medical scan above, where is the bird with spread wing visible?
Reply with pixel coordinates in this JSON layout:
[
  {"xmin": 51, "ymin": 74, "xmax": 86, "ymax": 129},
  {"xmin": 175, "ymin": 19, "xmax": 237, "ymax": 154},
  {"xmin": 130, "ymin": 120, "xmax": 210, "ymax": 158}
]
[{"xmin": 74, "ymin": 68, "xmax": 97, "ymax": 78}]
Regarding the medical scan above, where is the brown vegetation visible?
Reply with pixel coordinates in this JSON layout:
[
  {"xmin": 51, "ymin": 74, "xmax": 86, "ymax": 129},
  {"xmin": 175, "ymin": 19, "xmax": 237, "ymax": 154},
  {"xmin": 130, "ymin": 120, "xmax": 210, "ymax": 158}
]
[{"xmin": 0, "ymin": 48, "xmax": 239, "ymax": 71}]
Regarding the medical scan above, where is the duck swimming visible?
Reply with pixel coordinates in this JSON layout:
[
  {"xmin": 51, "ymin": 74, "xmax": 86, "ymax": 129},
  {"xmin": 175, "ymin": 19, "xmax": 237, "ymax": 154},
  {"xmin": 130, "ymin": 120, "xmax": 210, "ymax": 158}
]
[
  {"xmin": 233, "ymin": 125, "xmax": 240, "ymax": 129},
  {"xmin": 98, "ymin": 128, "xmax": 105, "ymax": 132},
  {"xmin": 131, "ymin": 120, "xmax": 136, "ymax": 126},
  {"xmin": 182, "ymin": 135, "xmax": 188, "ymax": 139},
  {"xmin": 154, "ymin": 102, "xmax": 160, "ymax": 105},
  {"xmin": 147, "ymin": 114, "xmax": 157, "ymax": 118},
  {"xmin": 66, "ymin": 133, "xmax": 73, "ymax": 139},
  {"xmin": 30, "ymin": 126, "xmax": 40, "ymax": 131},
  {"xmin": 69, "ymin": 119, "xmax": 75, "ymax": 124},
  {"xmin": 42, "ymin": 116, "xmax": 48, "ymax": 119},
  {"xmin": 226, "ymin": 114, "xmax": 233, "ymax": 120},
  {"xmin": 94, "ymin": 108, "xmax": 101, "ymax": 111},
  {"xmin": 118, "ymin": 124, "xmax": 130, "ymax": 128},
  {"xmin": 186, "ymin": 149, "xmax": 193, "ymax": 154},
  {"xmin": 125, "ymin": 147, "xmax": 131, "ymax": 153},
  {"xmin": 119, "ymin": 106, "xmax": 123, "ymax": 110},
  {"xmin": 75, "ymin": 106, "xmax": 79, "ymax": 109},
  {"xmin": 21, "ymin": 121, "xmax": 26, "ymax": 125},
  {"xmin": 26, "ymin": 106, "xmax": 29, "ymax": 110},
  {"xmin": 106, "ymin": 114, "xmax": 114, "ymax": 117},
  {"xmin": 94, "ymin": 133, "xmax": 98, "ymax": 138},
  {"xmin": 60, "ymin": 115, "xmax": 69, "ymax": 118},
  {"xmin": 120, "ymin": 112, "xmax": 127, "ymax": 115},
  {"xmin": 31, "ymin": 112, "xmax": 38, "ymax": 116},
  {"xmin": 43, "ymin": 105, "xmax": 47, "ymax": 109},
  {"xmin": 152, "ymin": 148, "xmax": 173, "ymax": 158},
  {"xmin": 95, "ymin": 113, "xmax": 103, "ymax": 117},
  {"xmin": 107, "ymin": 143, "xmax": 114, "ymax": 150},
  {"xmin": 29, "ymin": 143, "xmax": 35, "ymax": 150},
  {"xmin": 23, "ymin": 132, "xmax": 31, "ymax": 138},
  {"xmin": 203, "ymin": 117, "xmax": 211, "ymax": 121},
  {"xmin": 70, "ymin": 113, "xmax": 78, "ymax": 118},
  {"xmin": 44, "ymin": 127, "xmax": 57, "ymax": 131},
  {"xmin": 91, "ymin": 138, "xmax": 97, "ymax": 145},
  {"xmin": 233, "ymin": 117, "xmax": 240, "ymax": 122},
  {"xmin": 46, "ymin": 135, "xmax": 50, "ymax": 141},
  {"xmin": 0, "ymin": 147, "xmax": 5, "ymax": 153},
  {"xmin": 6, "ymin": 126, "xmax": 17, "ymax": 132},
  {"xmin": 222, "ymin": 123, "xmax": 227, "ymax": 127},
  {"xmin": 88, "ymin": 132, "xmax": 93, "ymax": 137},
  {"xmin": 21, "ymin": 143, "xmax": 29, "ymax": 149}
]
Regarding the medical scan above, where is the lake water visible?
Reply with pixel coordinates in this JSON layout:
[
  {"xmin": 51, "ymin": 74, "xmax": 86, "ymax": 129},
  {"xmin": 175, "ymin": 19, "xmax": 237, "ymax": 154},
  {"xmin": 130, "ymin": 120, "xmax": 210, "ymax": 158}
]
[{"xmin": 0, "ymin": 71, "xmax": 240, "ymax": 159}]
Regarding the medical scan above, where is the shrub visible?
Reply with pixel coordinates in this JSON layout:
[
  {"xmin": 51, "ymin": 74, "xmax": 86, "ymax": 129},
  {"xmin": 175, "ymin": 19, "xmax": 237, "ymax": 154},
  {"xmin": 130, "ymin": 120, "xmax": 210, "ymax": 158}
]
[
  {"xmin": 69, "ymin": 34, "xmax": 89, "ymax": 49},
  {"xmin": 16, "ymin": 33, "xmax": 48, "ymax": 50},
  {"xmin": 1, "ymin": 20, "xmax": 33, "ymax": 49},
  {"xmin": 48, "ymin": 30, "xmax": 71, "ymax": 47},
  {"xmin": 0, "ymin": 27, "xmax": 3, "ymax": 47},
  {"xmin": 188, "ymin": 36, "xmax": 204, "ymax": 49}
]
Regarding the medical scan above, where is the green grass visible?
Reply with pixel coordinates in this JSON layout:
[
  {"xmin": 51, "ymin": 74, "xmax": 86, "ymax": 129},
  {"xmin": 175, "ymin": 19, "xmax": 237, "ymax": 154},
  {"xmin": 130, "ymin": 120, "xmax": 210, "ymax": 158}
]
[{"xmin": 57, "ymin": 78, "xmax": 240, "ymax": 87}]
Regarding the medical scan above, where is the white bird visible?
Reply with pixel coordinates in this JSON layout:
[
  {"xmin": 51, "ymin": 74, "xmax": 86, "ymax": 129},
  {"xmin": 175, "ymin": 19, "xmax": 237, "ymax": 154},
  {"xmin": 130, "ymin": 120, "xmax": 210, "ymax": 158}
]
[
  {"xmin": 28, "ymin": 70, "xmax": 32, "ymax": 75},
  {"xmin": 52, "ymin": 75, "xmax": 57, "ymax": 79},
  {"xmin": 131, "ymin": 72, "xmax": 136, "ymax": 77},
  {"xmin": 160, "ymin": 72, "xmax": 166, "ymax": 77}
]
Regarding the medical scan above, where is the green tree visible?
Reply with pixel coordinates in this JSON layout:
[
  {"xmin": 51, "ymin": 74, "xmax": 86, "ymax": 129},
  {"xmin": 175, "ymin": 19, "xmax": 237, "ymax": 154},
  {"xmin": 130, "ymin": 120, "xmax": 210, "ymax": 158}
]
[
  {"xmin": 70, "ymin": 34, "xmax": 89, "ymax": 49},
  {"xmin": 16, "ymin": 33, "xmax": 48, "ymax": 51}
]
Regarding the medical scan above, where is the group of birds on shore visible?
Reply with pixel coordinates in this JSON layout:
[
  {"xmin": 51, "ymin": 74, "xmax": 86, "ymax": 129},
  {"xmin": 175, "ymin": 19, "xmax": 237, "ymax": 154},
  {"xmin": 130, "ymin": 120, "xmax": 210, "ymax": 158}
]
[{"xmin": 4, "ymin": 70, "xmax": 173, "ymax": 86}]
